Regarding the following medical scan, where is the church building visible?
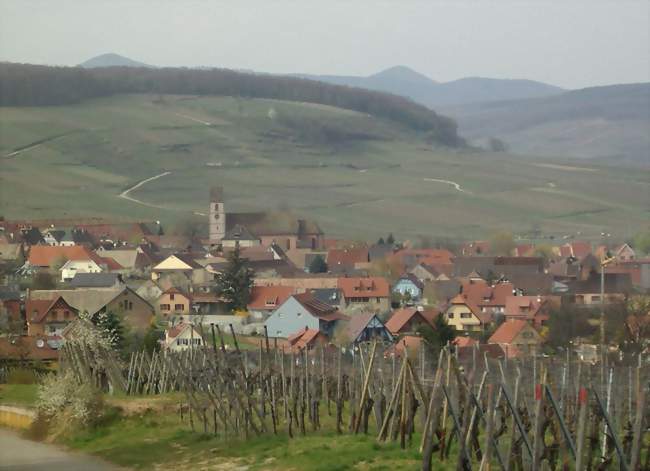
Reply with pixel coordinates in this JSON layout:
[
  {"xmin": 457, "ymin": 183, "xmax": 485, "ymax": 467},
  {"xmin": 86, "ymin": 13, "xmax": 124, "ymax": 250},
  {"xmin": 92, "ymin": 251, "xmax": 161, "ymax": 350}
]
[{"xmin": 208, "ymin": 187, "xmax": 324, "ymax": 250}]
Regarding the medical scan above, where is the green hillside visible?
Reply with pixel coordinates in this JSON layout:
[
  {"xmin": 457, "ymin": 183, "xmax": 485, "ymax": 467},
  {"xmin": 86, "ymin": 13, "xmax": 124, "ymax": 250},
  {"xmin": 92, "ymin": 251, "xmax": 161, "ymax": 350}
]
[{"xmin": 0, "ymin": 94, "xmax": 648, "ymax": 240}]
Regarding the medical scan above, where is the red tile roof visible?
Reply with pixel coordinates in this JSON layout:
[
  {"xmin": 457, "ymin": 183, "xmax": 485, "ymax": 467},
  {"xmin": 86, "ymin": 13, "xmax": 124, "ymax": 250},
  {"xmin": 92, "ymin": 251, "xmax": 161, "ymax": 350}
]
[
  {"xmin": 453, "ymin": 336, "xmax": 477, "ymax": 348},
  {"xmin": 338, "ymin": 277, "xmax": 390, "ymax": 299},
  {"xmin": 0, "ymin": 336, "xmax": 60, "ymax": 361},
  {"xmin": 287, "ymin": 327, "xmax": 324, "ymax": 351},
  {"xmin": 460, "ymin": 280, "xmax": 514, "ymax": 308},
  {"xmin": 394, "ymin": 248, "xmax": 454, "ymax": 265},
  {"xmin": 28, "ymin": 245, "xmax": 101, "ymax": 267},
  {"xmin": 327, "ymin": 247, "xmax": 369, "ymax": 268},
  {"xmin": 488, "ymin": 320, "xmax": 533, "ymax": 344},
  {"xmin": 559, "ymin": 241, "xmax": 592, "ymax": 259},
  {"xmin": 385, "ymin": 307, "xmax": 436, "ymax": 335},
  {"xmin": 248, "ymin": 286, "xmax": 296, "ymax": 311}
]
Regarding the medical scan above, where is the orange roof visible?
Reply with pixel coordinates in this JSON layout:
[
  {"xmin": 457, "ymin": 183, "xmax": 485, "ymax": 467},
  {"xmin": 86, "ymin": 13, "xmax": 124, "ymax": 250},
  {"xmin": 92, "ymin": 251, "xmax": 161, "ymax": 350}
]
[
  {"xmin": 394, "ymin": 248, "xmax": 454, "ymax": 265},
  {"xmin": 327, "ymin": 247, "xmax": 369, "ymax": 267},
  {"xmin": 26, "ymin": 296, "xmax": 77, "ymax": 323},
  {"xmin": 338, "ymin": 277, "xmax": 390, "ymax": 298},
  {"xmin": 488, "ymin": 320, "xmax": 533, "ymax": 344},
  {"xmin": 385, "ymin": 307, "xmax": 436, "ymax": 335},
  {"xmin": 28, "ymin": 245, "xmax": 102, "ymax": 267},
  {"xmin": 287, "ymin": 327, "xmax": 323, "ymax": 351},
  {"xmin": 460, "ymin": 280, "xmax": 514, "ymax": 308},
  {"xmin": 248, "ymin": 286, "xmax": 296, "ymax": 311},
  {"xmin": 98, "ymin": 256, "xmax": 123, "ymax": 270}
]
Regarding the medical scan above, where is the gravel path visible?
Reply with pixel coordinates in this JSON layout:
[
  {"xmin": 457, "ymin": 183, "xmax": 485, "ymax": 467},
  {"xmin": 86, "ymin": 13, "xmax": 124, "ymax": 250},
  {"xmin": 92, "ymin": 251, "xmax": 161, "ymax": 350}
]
[{"xmin": 0, "ymin": 428, "xmax": 122, "ymax": 470}]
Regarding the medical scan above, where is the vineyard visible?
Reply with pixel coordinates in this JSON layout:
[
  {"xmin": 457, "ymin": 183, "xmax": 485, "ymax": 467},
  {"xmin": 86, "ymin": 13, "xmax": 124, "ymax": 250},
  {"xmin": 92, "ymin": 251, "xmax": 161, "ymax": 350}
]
[{"xmin": 59, "ymin": 324, "xmax": 649, "ymax": 470}]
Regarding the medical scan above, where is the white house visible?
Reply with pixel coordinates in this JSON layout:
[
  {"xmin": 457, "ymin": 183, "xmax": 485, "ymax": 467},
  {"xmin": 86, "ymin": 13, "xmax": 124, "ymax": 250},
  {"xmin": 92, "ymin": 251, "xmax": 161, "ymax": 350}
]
[
  {"xmin": 163, "ymin": 323, "xmax": 205, "ymax": 351},
  {"xmin": 60, "ymin": 259, "xmax": 103, "ymax": 282}
]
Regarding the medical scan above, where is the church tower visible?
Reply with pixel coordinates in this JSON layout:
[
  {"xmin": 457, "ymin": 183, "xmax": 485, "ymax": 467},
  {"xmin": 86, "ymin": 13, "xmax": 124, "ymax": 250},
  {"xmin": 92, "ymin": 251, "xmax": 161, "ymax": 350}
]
[{"xmin": 209, "ymin": 186, "xmax": 226, "ymax": 243}]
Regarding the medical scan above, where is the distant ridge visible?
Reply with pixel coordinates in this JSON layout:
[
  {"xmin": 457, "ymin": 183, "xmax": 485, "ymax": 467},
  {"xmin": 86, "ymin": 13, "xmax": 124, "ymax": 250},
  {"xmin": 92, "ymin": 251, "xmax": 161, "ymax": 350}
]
[
  {"xmin": 444, "ymin": 82, "xmax": 650, "ymax": 165},
  {"xmin": 294, "ymin": 66, "xmax": 564, "ymax": 107},
  {"xmin": 79, "ymin": 53, "xmax": 153, "ymax": 68}
]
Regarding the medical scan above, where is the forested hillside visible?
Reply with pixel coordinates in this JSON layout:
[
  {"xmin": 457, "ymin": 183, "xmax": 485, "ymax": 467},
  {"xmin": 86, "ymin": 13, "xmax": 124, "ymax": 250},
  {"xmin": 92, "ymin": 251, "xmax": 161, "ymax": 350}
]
[{"xmin": 0, "ymin": 63, "xmax": 462, "ymax": 146}]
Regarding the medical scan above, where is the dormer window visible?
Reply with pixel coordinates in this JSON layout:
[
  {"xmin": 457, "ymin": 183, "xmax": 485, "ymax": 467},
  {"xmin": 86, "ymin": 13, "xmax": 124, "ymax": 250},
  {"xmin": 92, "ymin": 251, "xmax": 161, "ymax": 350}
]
[{"xmin": 265, "ymin": 298, "xmax": 276, "ymax": 307}]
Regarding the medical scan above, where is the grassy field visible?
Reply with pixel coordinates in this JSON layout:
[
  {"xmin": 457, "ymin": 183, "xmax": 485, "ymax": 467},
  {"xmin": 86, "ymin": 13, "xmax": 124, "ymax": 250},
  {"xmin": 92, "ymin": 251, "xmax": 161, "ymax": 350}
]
[
  {"xmin": 0, "ymin": 383, "xmax": 39, "ymax": 407},
  {"xmin": 60, "ymin": 393, "xmax": 450, "ymax": 471},
  {"xmin": 1, "ymin": 94, "xmax": 648, "ymax": 241}
]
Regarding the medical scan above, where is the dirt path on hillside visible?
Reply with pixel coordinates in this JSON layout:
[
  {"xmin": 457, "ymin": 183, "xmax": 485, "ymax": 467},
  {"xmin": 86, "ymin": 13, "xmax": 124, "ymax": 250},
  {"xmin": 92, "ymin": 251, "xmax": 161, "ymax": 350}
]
[
  {"xmin": 3, "ymin": 133, "xmax": 72, "ymax": 159},
  {"xmin": 0, "ymin": 428, "xmax": 123, "ymax": 470},
  {"xmin": 423, "ymin": 177, "xmax": 472, "ymax": 194},
  {"xmin": 118, "ymin": 171, "xmax": 171, "ymax": 207}
]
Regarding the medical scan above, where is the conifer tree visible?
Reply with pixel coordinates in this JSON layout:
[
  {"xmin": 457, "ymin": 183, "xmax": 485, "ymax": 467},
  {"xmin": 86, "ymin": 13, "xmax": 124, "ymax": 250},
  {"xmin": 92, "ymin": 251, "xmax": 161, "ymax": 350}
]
[{"xmin": 216, "ymin": 243, "xmax": 255, "ymax": 311}]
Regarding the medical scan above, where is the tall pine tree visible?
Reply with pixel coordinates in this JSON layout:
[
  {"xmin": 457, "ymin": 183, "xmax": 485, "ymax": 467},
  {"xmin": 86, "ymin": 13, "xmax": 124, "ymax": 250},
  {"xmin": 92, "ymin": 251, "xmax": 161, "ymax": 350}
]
[{"xmin": 216, "ymin": 243, "xmax": 255, "ymax": 311}]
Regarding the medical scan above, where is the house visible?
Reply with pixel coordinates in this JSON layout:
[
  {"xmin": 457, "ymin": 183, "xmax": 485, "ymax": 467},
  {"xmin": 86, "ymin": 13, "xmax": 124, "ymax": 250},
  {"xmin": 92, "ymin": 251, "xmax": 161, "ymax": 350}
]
[
  {"xmin": 452, "ymin": 256, "xmax": 544, "ymax": 279},
  {"xmin": 421, "ymin": 278, "xmax": 462, "ymax": 305},
  {"xmin": 60, "ymin": 259, "xmax": 104, "ymax": 282},
  {"xmin": 287, "ymin": 327, "xmax": 328, "ymax": 352},
  {"xmin": 392, "ymin": 248, "xmax": 454, "ymax": 270},
  {"xmin": 247, "ymin": 285, "xmax": 296, "ymax": 320},
  {"xmin": 26, "ymin": 296, "xmax": 79, "ymax": 337},
  {"xmin": 504, "ymin": 295, "xmax": 560, "ymax": 328},
  {"xmin": 345, "ymin": 311, "xmax": 394, "ymax": 345},
  {"xmin": 460, "ymin": 241, "xmax": 490, "ymax": 256},
  {"xmin": 28, "ymin": 287, "xmax": 154, "ymax": 333},
  {"xmin": 567, "ymin": 272, "xmax": 633, "ymax": 306},
  {"xmin": 558, "ymin": 241, "xmax": 592, "ymax": 259},
  {"xmin": 95, "ymin": 246, "xmax": 156, "ymax": 273},
  {"xmin": 157, "ymin": 288, "xmax": 192, "ymax": 316},
  {"xmin": 514, "ymin": 244, "xmax": 535, "ymax": 257},
  {"xmin": 69, "ymin": 272, "xmax": 124, "ymax": 289},
  {"xmin": 338, "ymin": 277, "xmax": 391, "ymax": 313},
  {"xmin": 488, "ymin": 320, "xmax": 542, "ymax": 357},
  {"xmin": 410, "ymin": 263, "xmax": 443, "ymax": 283},
  {"xmin": 613, "ymin": 243, "xmax": 636, "ymax": 262},
  {"xmin": 27, "ymin": 245, "xmax": 100, "ymax": 270},
  {"xmin": 164, "ymin": 323, "xmax": 205, "ymax": 351},
  {"xmin": 265, "ymin": 293, "xmax": 348, "ymax": 338},
  {"xmin": 385, "ymin": 306, "xmax": 437, "ymax": 336},
  {"xmin": 445, "ymin": 294, "xmax": 492, "ymax": 332},
  {"xmin": 392, "ymin": 274, "xmax": 424, "ymax": 302}
]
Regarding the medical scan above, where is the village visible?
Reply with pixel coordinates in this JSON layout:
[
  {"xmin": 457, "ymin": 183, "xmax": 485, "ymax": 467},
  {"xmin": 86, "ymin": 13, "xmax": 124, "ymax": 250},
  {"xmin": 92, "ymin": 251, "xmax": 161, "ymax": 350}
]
[{"xmin": 0, "ymin": 186, "xmax": 648, "ymax": 366}]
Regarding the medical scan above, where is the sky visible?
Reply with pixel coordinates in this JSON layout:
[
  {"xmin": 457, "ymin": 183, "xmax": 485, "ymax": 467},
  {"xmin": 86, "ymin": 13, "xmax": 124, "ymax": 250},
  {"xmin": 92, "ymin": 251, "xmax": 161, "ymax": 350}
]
[{"xmin": 1, "ymin": 0, "xmax": 648, "ymax": 89}]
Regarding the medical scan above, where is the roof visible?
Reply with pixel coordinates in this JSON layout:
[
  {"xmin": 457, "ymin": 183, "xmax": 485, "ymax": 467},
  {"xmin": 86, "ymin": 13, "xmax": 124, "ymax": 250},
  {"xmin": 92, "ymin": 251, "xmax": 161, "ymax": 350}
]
[
  {"xmin": 26, "ymin": 296, "xmax": 77, "ymax": 323},
  {"xmin": 309, "ymin": 288, "xmax": 342, "ymax": 306},
  {"xmin": 559, "ymin": 241, "xmax": 592, "ymax": 259},
  {"xmin": 293, "ymin": 292, "xmax": 349, "ymax": 322},
  {"xmin": 0, "ymin": 336, "xmax": 60, "ymax": 361},
  {"xmin": 568, "ymin": 272, "xmax": 633, "ymax": 294},
  {"xmin": 488, "ymin": 320, "xmax": 534, "ymax": 344},
  {"xmin": 393, "ymin": 248, "xmax": 454, "ymax": 266},
  {"xmin": 226, "ymin": 211, "xmax": 323, "ymax": 237},
  {"xmin": 287, "ymin": 328, "xmax": 323, "ymax": 351},
  {"xmin": 385, "ymin": 307, "xmax": 436, "ymax": 334},
  {"xmin": 28, "ymin": 287, "xmax": 148, "ymax": 317},
  {"xmin": 69, "ymin": 272, "xmax": 123, "ymax": 288},
  {"xmin": 448, "ymin": 294, "xmax": 490, "ymax": 323},
  {"xmin": 396, "ymin": 273, "xmax": 424, "ymax": 290},
  {"xmin": 27, "ymin": 245, "xmax": 102, "ymax": 267},
  {"xmin": 166, "ymin": 323, "xmax": 202, "ymax": 341},
  {"xmin": 161, "ymin": 287, "xmax": 191, "ymax": 298},
  {"xmin": 223, "ymin": 224, "xmax": 258, "ymax": 242},
  {"xmin": 338, "ymin": 277, "xmax": 390, "ymax": 298},
  {"xmin": 460, "ymin": 280, "xmax": 514, "ymax": 308},
  {"xmin": 248, "ymin": 286, "xmax": 295, "ymax": 310},
  {"xmin": 327, "ymin": 247, "xmax": 369, "ymax": 268},
  {"xmin": 346, "ymin": 311, "xmax": 383, "ymax": 342}
]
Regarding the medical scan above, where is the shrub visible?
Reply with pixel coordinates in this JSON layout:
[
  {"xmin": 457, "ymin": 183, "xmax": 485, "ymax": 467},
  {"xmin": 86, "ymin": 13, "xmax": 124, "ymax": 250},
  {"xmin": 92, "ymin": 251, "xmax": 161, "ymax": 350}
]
[{"xmin": 37, "ymin": 371, "xmax": 104, "ymax": 429}]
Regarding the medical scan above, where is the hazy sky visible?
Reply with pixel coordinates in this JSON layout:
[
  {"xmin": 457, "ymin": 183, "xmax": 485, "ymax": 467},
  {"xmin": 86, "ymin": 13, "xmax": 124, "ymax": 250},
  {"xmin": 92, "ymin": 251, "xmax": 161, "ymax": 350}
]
[{"xmin": 1, "ymin": 0, "xmax": 648, "ymax": 89}]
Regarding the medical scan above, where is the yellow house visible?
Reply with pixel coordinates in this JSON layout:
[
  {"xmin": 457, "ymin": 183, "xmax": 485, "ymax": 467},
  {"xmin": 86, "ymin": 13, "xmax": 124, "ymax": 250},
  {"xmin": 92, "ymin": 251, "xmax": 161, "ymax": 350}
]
[{"xmin": 445, "ymin": 294, "xmax": 491, "ymax": 332}]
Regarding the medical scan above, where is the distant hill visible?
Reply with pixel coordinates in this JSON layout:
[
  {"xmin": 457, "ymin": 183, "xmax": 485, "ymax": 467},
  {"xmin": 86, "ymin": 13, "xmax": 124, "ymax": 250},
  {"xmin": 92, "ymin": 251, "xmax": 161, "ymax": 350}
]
[
  {"xmin": 79, "ymin": 53, "xmax": 153, "ymax": 68},
  {"xmin": 443, "ymin": 83, "xmax": 650, "ymax": 165},
  {"xmin": 295, "ymin": 66, "xmax": 564, "ymax": 107}
]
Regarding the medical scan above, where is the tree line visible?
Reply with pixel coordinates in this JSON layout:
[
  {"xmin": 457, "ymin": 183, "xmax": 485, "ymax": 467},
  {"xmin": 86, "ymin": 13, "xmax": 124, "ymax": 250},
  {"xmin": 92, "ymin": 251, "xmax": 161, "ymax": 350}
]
[{"xmin": 0, "ymin": 62, "xmax": 463, "ymax": 146}]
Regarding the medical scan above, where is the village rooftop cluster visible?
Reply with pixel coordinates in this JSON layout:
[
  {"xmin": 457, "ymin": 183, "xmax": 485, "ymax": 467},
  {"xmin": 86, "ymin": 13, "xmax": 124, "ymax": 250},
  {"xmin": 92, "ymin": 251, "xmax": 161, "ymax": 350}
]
[{"xmin": 0, "ymin": 187, "xmax": 648, "ymax": 364}]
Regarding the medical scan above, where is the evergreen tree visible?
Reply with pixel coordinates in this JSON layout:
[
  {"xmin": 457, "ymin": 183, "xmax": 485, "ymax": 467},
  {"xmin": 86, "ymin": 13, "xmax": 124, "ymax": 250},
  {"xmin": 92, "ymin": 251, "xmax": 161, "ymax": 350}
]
[
  {"xmin": 386, "ymin": 233, "xmax": 395, "ymax": 245},
  {"xmin": 418, "ymin": 313, "xmax": 456, "ymax": 355},
  {"xmin": 308, "ymin": 255, "xmax": 328, "ymax": 273},
  {"xmin": 216, "ymin": 243, "xmax": 255, "ymax": 311},
  {"xmin": 377, "ymin": 237, "xmax": 385, "ymax": 245}
]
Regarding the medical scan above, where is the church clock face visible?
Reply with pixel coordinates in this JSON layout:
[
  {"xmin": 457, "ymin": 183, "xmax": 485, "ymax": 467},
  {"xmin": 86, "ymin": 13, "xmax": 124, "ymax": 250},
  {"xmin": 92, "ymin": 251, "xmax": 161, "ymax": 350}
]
[{"xmin": 214, "ymin": 213, "xmax": 220, "ymax": 220}]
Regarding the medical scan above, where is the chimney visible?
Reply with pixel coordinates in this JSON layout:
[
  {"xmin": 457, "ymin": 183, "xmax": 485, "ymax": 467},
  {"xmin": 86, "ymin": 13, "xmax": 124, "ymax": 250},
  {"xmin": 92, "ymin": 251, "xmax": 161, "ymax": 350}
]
[{"xmin": 297, "ymin": 219, "xmax": 306, "ymax": 239}]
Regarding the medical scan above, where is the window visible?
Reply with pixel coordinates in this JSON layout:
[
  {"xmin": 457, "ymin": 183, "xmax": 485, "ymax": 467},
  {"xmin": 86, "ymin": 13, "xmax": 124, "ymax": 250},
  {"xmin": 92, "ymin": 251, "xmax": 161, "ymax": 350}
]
[
  {"xmin": 297, "ymin": 312, "xmax": 302, "ymax": 317},
  {"xmin": 265, "ymin": 299, "xmax": 276, "ymax": 307},
  {"xmin": 170, "ymin": 293, "xmax": 175, "ymax": 300},
  {"xmin": 522, "ymin": 332, "xmax": 533, "ymax": 339},
  {"xmin": 128, "ymin": 301, "xmax": 133, "ymax": 310},
  {"xmin": 376, "ymin": 297, "xmax": 381, "ymax": 302},
  {"xmin": 461, "ymin": 312, "xmax": 472, "ymax": 319},
  {"xmin": 160, "ymin": 304, "xmax": 170, "ymax": 311},
  {"xmin": 591, "ymin": 295, "xmax": 601, "ymax": 302},
  {"xmin": 175, "ymin": 304, "xmax": 184, "ymax": 311},
  {"xmin": 448, "ymin": 312, "xmax": 454, "ymax": 319}
]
